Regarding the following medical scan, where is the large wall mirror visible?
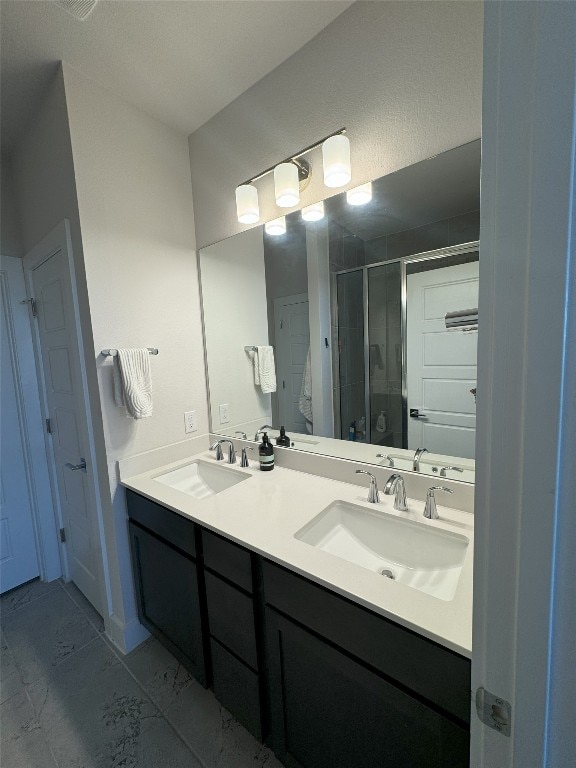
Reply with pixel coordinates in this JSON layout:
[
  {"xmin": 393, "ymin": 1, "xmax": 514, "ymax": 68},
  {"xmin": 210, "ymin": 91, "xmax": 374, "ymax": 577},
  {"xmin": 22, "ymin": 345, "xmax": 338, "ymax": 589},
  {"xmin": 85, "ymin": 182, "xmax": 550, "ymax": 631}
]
[{"xmin": 199, "ymin": 140, "xmax": 480, "ymax": 483}]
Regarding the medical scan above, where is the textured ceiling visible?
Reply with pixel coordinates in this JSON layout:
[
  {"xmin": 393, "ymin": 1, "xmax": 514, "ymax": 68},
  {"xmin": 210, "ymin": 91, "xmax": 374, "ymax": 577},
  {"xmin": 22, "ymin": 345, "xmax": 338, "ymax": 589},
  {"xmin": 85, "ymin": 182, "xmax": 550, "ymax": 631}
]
[{"xmin": 0, "ymin": 0, "xmax": 353, "ymax": 152}]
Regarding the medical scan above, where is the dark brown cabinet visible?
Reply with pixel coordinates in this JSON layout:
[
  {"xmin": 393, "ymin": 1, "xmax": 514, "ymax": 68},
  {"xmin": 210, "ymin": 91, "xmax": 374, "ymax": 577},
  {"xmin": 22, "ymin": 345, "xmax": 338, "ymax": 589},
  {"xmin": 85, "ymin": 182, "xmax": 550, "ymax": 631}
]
[
  {"xmin": 262, "ymin": 561, "xmax": 470, "ymax": 768},
  {"xmin": 126, "ymin": 489, "xmax": 471, "ymax": 768},
  {"xmin": 127, "ymin": 492, "xmax": 206, "ymax": 685}
]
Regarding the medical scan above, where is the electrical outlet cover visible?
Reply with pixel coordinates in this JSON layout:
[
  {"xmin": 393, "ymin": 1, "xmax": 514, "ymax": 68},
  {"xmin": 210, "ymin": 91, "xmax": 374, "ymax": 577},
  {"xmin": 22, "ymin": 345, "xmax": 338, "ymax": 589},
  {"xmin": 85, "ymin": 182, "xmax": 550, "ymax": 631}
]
[
  {"xmin": 219, "ymin": 404, "xmax": 230, "ymax": 424},
  {"xmin": 184, "ymin": 410, "xmax": 197, "ymax": 434}
]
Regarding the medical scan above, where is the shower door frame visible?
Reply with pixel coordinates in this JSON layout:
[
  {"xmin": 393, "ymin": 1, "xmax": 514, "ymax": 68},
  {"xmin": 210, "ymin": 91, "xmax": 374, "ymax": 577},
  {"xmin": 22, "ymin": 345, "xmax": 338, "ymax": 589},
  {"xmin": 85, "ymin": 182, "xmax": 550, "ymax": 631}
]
[{"xmin": 333, "ymin": 240, "xmax": 480, "ymax": 448}]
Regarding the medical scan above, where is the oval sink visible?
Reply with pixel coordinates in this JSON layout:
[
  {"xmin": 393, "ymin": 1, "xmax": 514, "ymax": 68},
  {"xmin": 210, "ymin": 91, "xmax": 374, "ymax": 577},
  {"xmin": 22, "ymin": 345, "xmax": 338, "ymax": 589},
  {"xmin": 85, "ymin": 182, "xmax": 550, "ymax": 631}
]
[
  {"xmin": 153, "ymin": 460, "xmax": 249, "ymax": 499},
  {"xmin": 295, "ymin": 500, "xmax": 469, "ymax": 601}
]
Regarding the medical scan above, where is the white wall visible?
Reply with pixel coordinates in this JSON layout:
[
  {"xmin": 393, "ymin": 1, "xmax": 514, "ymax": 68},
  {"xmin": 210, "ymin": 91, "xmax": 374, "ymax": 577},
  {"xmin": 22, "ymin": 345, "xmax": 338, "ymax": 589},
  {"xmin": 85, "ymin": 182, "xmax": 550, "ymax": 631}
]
[
  {"xmin": 189, "ymin": 1, "xmax": 483, "ymax": 248},
  {"xmin": 1, "ymin": 156, "xmax": 23, "ymax": 257},
  {"xmin": 61, "ymin": 63, "xmax": 209, "ymax": 650},
  {"xmin": 200, "ymin": 227, "xmax": 271, "ymax": 434}
]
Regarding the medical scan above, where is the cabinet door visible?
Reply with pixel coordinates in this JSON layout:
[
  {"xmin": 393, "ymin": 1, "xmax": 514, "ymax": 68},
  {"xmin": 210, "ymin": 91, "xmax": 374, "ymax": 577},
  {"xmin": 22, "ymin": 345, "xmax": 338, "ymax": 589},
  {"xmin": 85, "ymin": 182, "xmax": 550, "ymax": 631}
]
[
  {"xmin": 129, "ymin": 522, "xmax": 206, "ymax": 685},
  {"xmin": 266, "ymin": 609, "xmax": 469, "ymax": 768}
]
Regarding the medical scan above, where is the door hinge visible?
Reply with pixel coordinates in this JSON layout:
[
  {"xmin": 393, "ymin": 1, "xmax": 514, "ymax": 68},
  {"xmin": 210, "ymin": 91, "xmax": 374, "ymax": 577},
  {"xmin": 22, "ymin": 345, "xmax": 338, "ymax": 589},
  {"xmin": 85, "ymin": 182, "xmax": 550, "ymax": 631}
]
[
  {"xmin": 20, "ymin": 297, "xmax": 38, "ymax": 317},
  {"xmin": 475, "ymin": 687, "xmax": 511, "ymax": 737},
  {"xmin": 59, "ymin": 528, "xmax": 66, "ymax": 543},
  {"xmin": 46, "ymin": 418, "xmax": 52, "ymax": 434}
]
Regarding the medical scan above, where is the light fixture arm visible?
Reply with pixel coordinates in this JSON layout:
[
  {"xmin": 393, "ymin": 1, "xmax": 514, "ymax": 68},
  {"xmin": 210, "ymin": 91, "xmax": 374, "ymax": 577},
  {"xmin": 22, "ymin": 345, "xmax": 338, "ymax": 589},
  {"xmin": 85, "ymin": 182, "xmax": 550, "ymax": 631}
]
[{"xmin": 239, "ymin": 127, "xmax": 346, "ymax": 187}]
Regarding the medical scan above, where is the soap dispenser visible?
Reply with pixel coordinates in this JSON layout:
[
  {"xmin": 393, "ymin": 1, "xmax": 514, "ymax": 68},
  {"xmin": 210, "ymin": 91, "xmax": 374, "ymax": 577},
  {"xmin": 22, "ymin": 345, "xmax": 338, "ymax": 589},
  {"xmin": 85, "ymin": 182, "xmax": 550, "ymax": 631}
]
[
  {"xmin": 258, "ymin": 432, "xmax": 275, "ymax": 471},
  {"xmin": 376, "ymin": 411, "xmax": 387, "ymax": 433},
  {"xmin": 276, "ymin": 426, "xmax": 291, "ymax": 447}
]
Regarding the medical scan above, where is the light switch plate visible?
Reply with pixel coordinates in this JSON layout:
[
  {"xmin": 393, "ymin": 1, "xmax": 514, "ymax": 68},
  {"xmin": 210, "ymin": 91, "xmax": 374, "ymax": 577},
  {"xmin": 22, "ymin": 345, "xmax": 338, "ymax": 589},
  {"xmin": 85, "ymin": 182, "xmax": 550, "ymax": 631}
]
[
  {"xmin": 219, "ymin": 403, "xmax": 230, "ymax": 424},
  {"xmin": 184, "ymin": 410, "xmax": 197, "ymax": 434}
]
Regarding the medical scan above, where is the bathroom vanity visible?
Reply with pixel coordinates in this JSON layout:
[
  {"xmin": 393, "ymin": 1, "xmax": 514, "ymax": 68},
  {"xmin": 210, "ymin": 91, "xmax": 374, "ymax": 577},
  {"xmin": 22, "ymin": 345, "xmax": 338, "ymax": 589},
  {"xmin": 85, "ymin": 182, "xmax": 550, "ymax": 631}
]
[{"xmin": 122, "ymin": 448, "xmax": 473, "ymax": 767}]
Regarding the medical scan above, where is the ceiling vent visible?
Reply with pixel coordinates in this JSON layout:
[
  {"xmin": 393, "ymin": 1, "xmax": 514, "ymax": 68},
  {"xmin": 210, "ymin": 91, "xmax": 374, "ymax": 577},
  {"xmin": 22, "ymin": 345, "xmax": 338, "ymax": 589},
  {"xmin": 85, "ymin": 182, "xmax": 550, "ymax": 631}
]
[{"xmin": 53, "ymin": 0, "xmax": 98, "ymax": 21}]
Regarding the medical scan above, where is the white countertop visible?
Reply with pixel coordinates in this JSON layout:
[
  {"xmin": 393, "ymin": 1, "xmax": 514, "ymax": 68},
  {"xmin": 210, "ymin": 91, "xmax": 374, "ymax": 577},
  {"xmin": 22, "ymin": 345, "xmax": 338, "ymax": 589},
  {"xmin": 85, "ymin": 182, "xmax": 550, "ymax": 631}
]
[{"xmin": 121, "ymin": 449, "xmax": 473, "ymax": 658}]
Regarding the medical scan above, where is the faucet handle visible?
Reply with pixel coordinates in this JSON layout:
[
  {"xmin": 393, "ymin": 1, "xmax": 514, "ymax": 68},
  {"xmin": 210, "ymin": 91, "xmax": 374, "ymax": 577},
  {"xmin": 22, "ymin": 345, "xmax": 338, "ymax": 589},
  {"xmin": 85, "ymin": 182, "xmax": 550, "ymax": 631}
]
[
  {"xmin": 423, "ymin": 486, "xmax": 453, "ymax": 519},
  {"xmin": 240, "ymin": 446, "xmax": 253, "ymax": 468},
  {"xmin": 355, "ymin": 470, "xmax": 380, "ymax": 503},
  {"xmin": 376, "ymin": 454, "xmax": 394, "ymax": 467},
  {"xmin": 235, "ymin": 431, "xmax": 247, "ymax": 439},
  {"xmin": 210, "ymin": 440, "xmax": 224, "ymax": 461},
  {"xmin": 440, "ymin": 466, "xmax": 463, "ymax": 477}
]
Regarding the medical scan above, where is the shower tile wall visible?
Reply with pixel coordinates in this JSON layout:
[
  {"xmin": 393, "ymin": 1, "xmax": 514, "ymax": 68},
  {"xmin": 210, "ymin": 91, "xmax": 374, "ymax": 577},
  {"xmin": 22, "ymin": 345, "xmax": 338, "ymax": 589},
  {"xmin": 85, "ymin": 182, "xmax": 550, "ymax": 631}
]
[
  {"xmin": 367, "ymin": 263, "xmax": 403, "ymax": 448},
  {"xmin": 364, "ymin": 209, "xmax": 480, "ymax": 264},
  {"xmin": 335, "ymin": 270, "xmax": 366, "ymax": 441},
  {"xmin": 329, "ymin": 221, "xmax": 367, "ymax": 440}
]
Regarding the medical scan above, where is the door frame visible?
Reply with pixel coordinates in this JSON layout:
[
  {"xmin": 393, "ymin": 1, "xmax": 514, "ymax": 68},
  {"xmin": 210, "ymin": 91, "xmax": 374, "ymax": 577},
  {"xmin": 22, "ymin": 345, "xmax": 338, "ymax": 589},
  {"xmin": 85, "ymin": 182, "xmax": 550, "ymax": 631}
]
[
  {"xmin": 0, "ymin": 254, "xmax": 61, "ymax": 584},
  {"xmin": 22, "ymin": 221, "xmax": 108, "ymax": 615}
]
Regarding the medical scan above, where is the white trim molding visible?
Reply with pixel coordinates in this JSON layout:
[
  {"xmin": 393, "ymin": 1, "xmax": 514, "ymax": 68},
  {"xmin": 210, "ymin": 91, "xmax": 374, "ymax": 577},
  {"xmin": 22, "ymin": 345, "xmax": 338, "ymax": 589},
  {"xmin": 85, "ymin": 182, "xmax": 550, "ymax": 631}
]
[{"xmin": 472, "ymin": 3, "xmax": 576, "ymax": 767}]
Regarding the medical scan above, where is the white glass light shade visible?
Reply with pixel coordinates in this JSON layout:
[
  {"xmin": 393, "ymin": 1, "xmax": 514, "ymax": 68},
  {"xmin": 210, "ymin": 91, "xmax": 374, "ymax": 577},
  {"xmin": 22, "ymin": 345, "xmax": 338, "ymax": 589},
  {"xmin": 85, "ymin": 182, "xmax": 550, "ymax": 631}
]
[
  {"xmin": 346, "ymin": 182, "xmax": 372, "ymax": 206},
  {"xmin": 302, "ymin": 201, "xmax": 325, "ymax": 222},
  {"xmin": 322, "ymin": 134, "xmax": 351, "ymax": 188},
  {"xmin": 274, "ymin": 163, "xmax": 300, "ymax": 207},
  {"xmin": 265, "ymin": 216, "xmax": 286, "ymax": 236},
  {"xmin": 235, "ymin": 184, "xmax": 260, "ymax": 224}
]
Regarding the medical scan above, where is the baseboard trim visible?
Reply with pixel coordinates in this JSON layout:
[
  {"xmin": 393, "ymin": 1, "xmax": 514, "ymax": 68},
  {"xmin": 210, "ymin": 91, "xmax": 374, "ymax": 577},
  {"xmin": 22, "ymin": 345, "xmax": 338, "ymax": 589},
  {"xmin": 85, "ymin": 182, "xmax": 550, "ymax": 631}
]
[{"xmin": 106, "ymin": 613, "xmax": 150, "ymax": 654}]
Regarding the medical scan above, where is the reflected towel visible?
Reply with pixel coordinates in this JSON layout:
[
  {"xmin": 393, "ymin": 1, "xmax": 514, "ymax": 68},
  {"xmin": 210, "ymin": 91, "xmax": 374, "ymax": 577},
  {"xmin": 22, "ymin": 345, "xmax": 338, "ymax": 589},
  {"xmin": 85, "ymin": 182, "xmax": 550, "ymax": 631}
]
[
  {"xmin": 298, "ymin": 347, "xmax": 313, "ymax": 426},
  {"xmin": 253, "ymin": 346, "xmax": 276, "ymax": 394},
  {"xmin": 113, "ymin": 348, "xmax": 153, "ymax": 419}
]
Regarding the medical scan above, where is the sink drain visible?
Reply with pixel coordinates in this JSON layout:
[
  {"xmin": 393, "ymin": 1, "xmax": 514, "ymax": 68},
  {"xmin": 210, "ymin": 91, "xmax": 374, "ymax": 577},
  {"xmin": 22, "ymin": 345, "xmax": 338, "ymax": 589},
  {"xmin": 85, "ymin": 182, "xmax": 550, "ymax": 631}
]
[{"xmin": 379, "ymin": 568, "xmax": 395, "ymax": 580}]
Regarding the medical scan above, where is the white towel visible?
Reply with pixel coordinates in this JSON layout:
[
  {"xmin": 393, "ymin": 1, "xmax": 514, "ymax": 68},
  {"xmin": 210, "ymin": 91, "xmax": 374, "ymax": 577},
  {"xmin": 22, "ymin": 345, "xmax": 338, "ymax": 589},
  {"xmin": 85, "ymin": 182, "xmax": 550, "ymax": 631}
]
[
  {"xmin": 253, "ymin": 346, "xmax": 276, "ymax": 394},
  {"xmin": 113, "ymin": 348, "xmax": 153, "ymax": 419},
  {"xmin": 298, "ymin": 347, "xmax": 313, "ymax": 426}
]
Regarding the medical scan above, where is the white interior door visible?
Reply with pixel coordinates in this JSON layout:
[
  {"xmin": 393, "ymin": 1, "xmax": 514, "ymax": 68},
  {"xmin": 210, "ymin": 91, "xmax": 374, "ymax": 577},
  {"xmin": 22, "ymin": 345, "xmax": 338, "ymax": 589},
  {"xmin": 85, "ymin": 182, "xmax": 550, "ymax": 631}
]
[
  {"xmin": 0, "ymin": 266, "xmax": 40, "ymax": 592},
  {"xmin": 406, "ymin": 261, "xmax": 479, "ymax": 458},
  {"xmin": 24, "ymin": 223, "xmax": 103, "ymax": 614},
  {"xmin": 275, "ymin": 293, "xmax": 310, "ymax": 434}
]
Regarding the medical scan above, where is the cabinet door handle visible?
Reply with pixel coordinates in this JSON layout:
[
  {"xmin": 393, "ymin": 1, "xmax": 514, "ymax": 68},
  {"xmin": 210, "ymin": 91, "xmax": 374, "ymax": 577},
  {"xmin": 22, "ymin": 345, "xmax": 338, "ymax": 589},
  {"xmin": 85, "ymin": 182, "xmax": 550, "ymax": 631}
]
[
  {"xmin": 65, "ymin": 458, "xmax": 86, "ymax": 471},
  {"xmin": 409, "ymin": 409, "xmax": 428, "ymax": 420}
]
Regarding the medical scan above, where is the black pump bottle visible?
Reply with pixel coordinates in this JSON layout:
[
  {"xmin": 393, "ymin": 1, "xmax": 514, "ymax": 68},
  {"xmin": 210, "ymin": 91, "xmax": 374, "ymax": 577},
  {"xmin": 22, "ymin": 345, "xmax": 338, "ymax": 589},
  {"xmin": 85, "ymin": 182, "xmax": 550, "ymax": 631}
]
[
  {"xmin": 276, "ymin": 426, "xmax": 291, "ymax": 448},
  {"xmin": 258, "ymin": 432, "xmax": 275, "ymax": 471}
]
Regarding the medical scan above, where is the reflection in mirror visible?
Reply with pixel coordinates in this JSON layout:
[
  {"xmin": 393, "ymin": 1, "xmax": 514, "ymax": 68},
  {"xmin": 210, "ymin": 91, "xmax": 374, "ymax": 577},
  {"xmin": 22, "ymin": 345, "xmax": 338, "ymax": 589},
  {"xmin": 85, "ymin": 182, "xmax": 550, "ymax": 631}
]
[{"xmin": 199, "ymin": 140, "xmax": 480, "ymax": 482}]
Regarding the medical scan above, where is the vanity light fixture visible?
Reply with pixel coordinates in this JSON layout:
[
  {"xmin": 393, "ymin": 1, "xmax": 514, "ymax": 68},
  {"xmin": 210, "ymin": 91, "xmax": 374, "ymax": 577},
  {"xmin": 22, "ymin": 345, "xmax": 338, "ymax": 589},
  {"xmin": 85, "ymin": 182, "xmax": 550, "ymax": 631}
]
[
  {"xmin": 346, "ymin": 181, "xmax": 372, "ymax": 206},
  {"xmin": 235, "ymin": 184, "xmax": 260, "ymax": 224},
  {"xmin": 265, "ymin": 216, "xmax": 287, "ymax": 236},
  {"xmin": 322, "ymin": 133, "xmax": 352, "ymax": 188},
  {"xmin": 274, "ymin": 163, "xmax": 300, "ymax": 207},
  {"xmin": 301, "ymin": 201, "xmax": 325, "ymax": 222},
  {"xmin": 234, "ymin": 128, "xmax": 347, "ymax": 224}
]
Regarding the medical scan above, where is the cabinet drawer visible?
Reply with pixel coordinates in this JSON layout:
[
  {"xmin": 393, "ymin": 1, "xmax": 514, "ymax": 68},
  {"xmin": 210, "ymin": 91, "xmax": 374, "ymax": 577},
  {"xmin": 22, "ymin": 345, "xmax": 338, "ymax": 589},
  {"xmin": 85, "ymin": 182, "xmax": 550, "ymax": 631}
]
[
  {"xmin": 126, "ymin": 489, "xmax": 196, "ymax": 558},
  {"xmin": 263, "ymin": 560, "xmax": 471, "ymax": 725},
  {"xmin": 202, "ymin": 529, "xmax": 252, "ymax": 592},
  {"xmin": 211, "ymin": 639, "xmax": 262, "ymax": 740},
  {"xmin": 205, "ymin": 571, "xmax": 258, "ymax": 669}
]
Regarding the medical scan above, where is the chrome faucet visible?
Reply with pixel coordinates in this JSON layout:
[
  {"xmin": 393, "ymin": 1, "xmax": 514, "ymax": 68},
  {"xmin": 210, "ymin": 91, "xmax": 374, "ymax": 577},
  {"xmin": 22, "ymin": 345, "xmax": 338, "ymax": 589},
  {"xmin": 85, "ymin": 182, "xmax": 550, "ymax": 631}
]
[
  {"xmin": 240, "ymin": 446, "xmax": 253, "ymax": 467},
  {"xmin": 384, "ymin": 474, "xmax": 408, "ymax": 511},
  {"xmin": 210, "ymin": 439, "xmax": 236, "ymax": 464},
  {"xmin": 254, "ymin": 424, "xmax": 274, "ymax": 441},
  {"xmin": 376, "ymin": 454, "xmax": 394, "ymax": 467},
  {"xmin": 440, "ymin": 466, "xmax": 464, "ymax": 478},
  {"xmin": 423, "ymin": 486, "xmax": 453, "ymax": 519},
  {"xmin": 355, "ymin": 470, "xmax": 380, "ymax": 503},
  {"xmin": 413, "ymin": 447, "xmax": 429, "ymax": 472},
  {"xmin": 235, "ymin": 431, "xmax": 248, "ymax": 439}
]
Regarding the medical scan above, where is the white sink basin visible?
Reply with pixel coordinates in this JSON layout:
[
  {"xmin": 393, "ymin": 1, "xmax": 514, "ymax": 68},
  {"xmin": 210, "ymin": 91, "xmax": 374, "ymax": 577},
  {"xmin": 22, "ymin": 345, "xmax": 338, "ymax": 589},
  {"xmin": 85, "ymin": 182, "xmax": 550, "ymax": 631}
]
[
  {"xmin": 153, "ymin": 460, "xmax": 249, "ymax": 499},
  {"xmin": 295, "ymin": 500, "xmax": 469, "ymax": 601}
]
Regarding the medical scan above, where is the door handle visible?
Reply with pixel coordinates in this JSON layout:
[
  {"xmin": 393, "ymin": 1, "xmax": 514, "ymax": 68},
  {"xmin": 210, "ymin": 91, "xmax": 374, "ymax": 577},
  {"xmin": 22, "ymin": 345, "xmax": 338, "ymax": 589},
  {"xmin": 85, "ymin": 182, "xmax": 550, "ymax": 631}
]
[
  {"xmin": 409, "ymin": 409, "xmax": 428, "ymax": 420},
  {"xmin": 65, "ymin": 458, "xmax": 86, "ymax": 471}
]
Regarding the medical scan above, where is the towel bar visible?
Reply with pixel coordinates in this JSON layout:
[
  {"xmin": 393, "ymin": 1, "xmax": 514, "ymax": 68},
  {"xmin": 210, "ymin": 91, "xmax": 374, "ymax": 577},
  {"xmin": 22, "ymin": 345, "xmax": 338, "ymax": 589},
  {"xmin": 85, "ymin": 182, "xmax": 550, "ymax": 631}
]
[{"xmin": 101, "ymin": 348, "xmax": 159, "ymax": 357}]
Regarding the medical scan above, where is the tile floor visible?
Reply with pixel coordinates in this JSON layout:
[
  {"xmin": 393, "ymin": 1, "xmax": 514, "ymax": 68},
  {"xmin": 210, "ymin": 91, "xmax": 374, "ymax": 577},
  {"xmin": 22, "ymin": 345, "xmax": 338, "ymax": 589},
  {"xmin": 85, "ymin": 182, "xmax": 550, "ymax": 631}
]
[{"xmin": 0, "ymin": 579, "xmax": 284, "ymax": 768}]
